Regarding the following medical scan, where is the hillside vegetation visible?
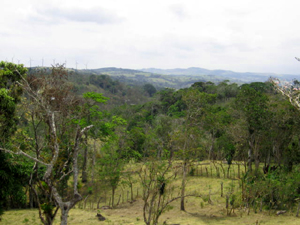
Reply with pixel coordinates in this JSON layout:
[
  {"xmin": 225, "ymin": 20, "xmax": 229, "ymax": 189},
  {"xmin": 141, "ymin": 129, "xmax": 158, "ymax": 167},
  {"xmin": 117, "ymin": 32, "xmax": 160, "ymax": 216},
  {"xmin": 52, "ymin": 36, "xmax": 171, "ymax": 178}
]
[{"xmin": 2, "ymin": 62, "xmax": 300, "ymax": 225}]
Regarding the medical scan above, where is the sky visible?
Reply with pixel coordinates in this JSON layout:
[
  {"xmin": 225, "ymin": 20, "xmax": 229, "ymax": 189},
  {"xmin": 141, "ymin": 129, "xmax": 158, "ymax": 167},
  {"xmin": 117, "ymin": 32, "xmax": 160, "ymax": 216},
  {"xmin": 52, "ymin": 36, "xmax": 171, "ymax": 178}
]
[{"xmin": 1, "ymin": 0, "xmax": 300, "ymax": 74}]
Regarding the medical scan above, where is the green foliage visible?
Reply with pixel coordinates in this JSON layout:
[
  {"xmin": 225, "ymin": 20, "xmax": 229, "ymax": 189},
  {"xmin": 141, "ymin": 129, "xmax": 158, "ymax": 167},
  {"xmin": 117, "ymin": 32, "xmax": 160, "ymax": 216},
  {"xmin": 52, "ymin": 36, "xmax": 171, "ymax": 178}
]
[
  {"xmin": 41, "ymin": 203, "xmax": 54, "ymax": 215},
  {"xmin": 143, "ymin": 83, "xmax": 157, "ymax": 97},
  {"xmin": 83, "ymin": 91, "xmax": 109, "ymax": 103},
  {"xmin": 3, "ymin": 60, "xmax": 300, "ymax": 219},
  {"xmin": 243, "ymin": 168, "xmax": 300, "ymax": 210},
  {"xmin": 0, "ymin": 153, "xmax": 32, "ymax": 211},
  {"xmin": 0, "ymin": 61, "xmax": 27, "ymax": 140},
  {"xmin": 0, "ymin": 61, "xmax": 28, "ymax": 217},
  {"xmin": 236, "ymin": 85, "xmax": 270, "ymax": 132},
  {"xmin": 98, "ymin": 144, "xmax": 125, "ymax": 207},
  {"xmin": 217, "ymin": 134, "xmax": 235, "ymax": 165},
  {"xmin": 159, "ymin": 89, "xmax": 187, "ymax": 118}
]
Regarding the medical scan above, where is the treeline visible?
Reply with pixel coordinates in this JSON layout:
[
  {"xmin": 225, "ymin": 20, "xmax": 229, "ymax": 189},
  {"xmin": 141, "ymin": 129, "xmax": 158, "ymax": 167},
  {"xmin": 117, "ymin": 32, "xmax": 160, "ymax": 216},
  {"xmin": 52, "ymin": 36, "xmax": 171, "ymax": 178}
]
[{"xmin": 113, "ymin": 80, "xmax": 299, "ymax": 168}]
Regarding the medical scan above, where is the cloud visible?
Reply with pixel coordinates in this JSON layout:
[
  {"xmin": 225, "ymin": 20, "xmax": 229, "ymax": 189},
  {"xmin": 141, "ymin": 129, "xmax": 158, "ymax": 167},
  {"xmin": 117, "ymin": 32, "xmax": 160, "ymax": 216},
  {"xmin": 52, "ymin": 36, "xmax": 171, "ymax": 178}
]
[
  {"xmin": 0, "ymin": 32, "xmax": 10, "ymax": 37},
  {"xmin": 29, "ymin": 6, "xmax": 123, "ymax": 25},
  {"xmin": 169, "ymin": 4, "xmax": 187, "ymax": 19}
]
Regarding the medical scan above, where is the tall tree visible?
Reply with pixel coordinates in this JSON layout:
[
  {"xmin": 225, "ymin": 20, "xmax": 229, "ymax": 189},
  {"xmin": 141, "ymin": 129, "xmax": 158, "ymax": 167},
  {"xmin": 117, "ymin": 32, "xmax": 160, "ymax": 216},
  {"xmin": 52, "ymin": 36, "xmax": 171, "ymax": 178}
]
[
  {"xmin": 176, "ymin": 89, "xmax": 216, "ymax": 211},
  {"xmin": 0, "ymin": 61, "xmax": 28, "ymax": 218},
  {"xmin": 235, "ymin": 84, "xmax": 270, "ymax": 172},
  {"xmin": 0, "ymin": 65, "xmax": 92, "ymax": 225},
  {"xmin": 79, "ymin": 92, "xmax": 108, "ymax": 183}
]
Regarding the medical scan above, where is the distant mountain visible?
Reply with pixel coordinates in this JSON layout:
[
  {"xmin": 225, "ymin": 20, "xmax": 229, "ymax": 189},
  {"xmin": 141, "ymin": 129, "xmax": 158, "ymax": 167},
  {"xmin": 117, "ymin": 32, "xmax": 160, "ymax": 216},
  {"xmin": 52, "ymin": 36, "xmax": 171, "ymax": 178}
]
[
  {"xmin": 71, "ymin": 66, "xmax": 300, "ymax": 89},
  {"xmin": 141, "ymin": 67, "xmax": 300, "ymax": 83},
  {"xmin": 88, "ymin": 67, "xmax": 145, "ymax": 74},
  {"xmin": 29, "ymin": 66, "xmax": 300, "ymax": 89}
]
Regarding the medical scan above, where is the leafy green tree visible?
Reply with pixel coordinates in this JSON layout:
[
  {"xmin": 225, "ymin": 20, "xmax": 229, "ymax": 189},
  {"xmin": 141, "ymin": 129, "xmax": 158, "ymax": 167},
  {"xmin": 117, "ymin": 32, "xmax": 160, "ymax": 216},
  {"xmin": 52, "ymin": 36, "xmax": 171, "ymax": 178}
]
[
  {"xmin": 0, "ymin": 61, "xmax": 27, "ymax": 218},
  {"xmin": 79, "ymin": 92, "xmax": 109, "ymax": 183},
  {"xmin": 267, "ymin": 94, "xmax": 300, "ymax": 170},
  {"xmin": 215, "ymin": 80, "xmax": 239, "ymax": 101},
  {"xmin": 157, "ymin": 88, "xmax": 177, "ymax": 113},
  {"xmin": 202, "ymin": 106, "xmax": 231, "ymax": 160},
  {"xmin": 217, "ymin": 134, "xmax": 236, "ymax": 177},
  {"xmin": 191, "ymin": 81, "xmax": 216, "ymax": 93},
  {"xmin": 236, "ymin": 84, "xmax": 270, "ymax": 172},
  {"xmin": 0, "ymin": 61, "xmax": 27, "ymax": 140},
  {"xmin": 98, "ymin": 144, "xmax": 124, "ymax": 208},
  {"xmin": 143, "ymin": 83, "xmax": 157, "ymax": 97},
  {"xmin": 175, "ymin": 89, "xmax": 217, "ymax": 211}
]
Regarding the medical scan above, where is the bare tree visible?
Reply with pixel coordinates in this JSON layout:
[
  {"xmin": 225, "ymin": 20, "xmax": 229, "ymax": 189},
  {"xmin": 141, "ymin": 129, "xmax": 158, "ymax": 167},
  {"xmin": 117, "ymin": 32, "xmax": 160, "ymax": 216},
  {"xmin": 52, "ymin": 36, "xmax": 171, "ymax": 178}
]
[
  {"xmin": 270, "ymin": 77, "xmax": 300, "ymax": 111},
  {"xmin": 0, "ymin": 65, "xmax": 92, "ymax": 225},
  {"xmin": 270, "ymin": 59, "xmax": 300, "ymax": 217},
  {"xmin": 138, "ymin": 159, "xmax": 201, "ymax": 225}
]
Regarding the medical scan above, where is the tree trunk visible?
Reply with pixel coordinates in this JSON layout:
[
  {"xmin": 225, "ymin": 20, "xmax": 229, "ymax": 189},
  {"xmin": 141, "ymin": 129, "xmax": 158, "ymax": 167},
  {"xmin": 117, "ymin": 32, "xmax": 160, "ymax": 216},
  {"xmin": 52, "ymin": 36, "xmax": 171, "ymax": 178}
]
[
  {"xmin": 267, "ymin": 147, "xmax": 271, "ymax": 165},
  {"xmin": 29, "ymin": 188, "xmax": 34, "ymax": 208},
  {"xmin": 60, "ymin": 207, "xmax": 70, "ymax": 225},
  {"xmin": 296, "ymin": 202, "xmax": 300, "ymax": 217},
  {"xmin": 91, "ymin": 139, "xmax": 96, "ymax": 184},
  {"xmin": 248, "ymin": 147, "xmax": 253, "ymax": 172},
  {"xmin": 112, "ymin": 188, "xmax": 115, "ymax": 208},
  {"xmin": 45, "ymin": 214, "xmax": 55, "ymax": 225},
  {"xmin": 255, "ymin": 154, "xmax": 260, "ymax": 171},
  {"xmin": 227, "ymin": 164, "xmax": 231, "ymax": 178},
  {"xmin": 180, "ymin": 162, "xmax": 187, "ymax": 211},
  {"xmin": 209, "ymin": 133, "xmax": 215, "ymax": 160},
  {"xmin": 130, "ymin": 184, "xmax": 134, "ymax": 201},
  {"xmin": 82, "ymin": 135, "xmax": 88, "ymax": 183}
]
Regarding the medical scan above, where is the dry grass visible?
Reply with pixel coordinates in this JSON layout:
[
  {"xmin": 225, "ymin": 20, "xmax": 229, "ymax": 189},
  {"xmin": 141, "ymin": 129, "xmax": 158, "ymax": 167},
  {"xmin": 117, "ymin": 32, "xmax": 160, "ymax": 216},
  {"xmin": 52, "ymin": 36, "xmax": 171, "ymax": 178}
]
[
  {"xmin": 2, "ymin": 162, "xmax": 300, "ymax": 224},
  {"xmin": 3, "ymin": 192, "xmax": 300, "ymax": 225}
]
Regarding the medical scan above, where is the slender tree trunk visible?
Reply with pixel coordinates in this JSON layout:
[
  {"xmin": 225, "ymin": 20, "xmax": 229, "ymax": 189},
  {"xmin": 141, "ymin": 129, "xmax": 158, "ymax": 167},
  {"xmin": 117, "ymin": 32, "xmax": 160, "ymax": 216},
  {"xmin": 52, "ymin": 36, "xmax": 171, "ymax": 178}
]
[
  {"xmin": 29, "ymin": 188, "xmax": 34, "ymax": 208},
  {"xmin": 209, "ymin": 133, "xmax": 215, "ymax": 160},
  {"xmin": 130, "ymin": 184, "xmax": 134, "ymax": 201},
  {"xmin": 255, "ymin": 154, "xmax": 260, "ymax": 171},
  {"xmin": 91, "ymin": 139, "xmax": 96, "ymax": 184},
  {"xmin": 180, "ymin": 161, "xmax": 187, "ymax": 211},
  {"xmin": 112, "ymin": 188, "xmax": 115, "ymax": 208},
  {"xmin": 296, "ymin": 202, "xmax": 300, "ymax": 217},
  {"xmin": 227, "ymin": 164, "xmax": 231, "ymax": 178},
  {"xmin": 267, "ymin": 147, "xmax": 271, "ymax": 165},
  {"xmin": 45, "ymin": 213, "xmax": 56, "ymax": 225},
  {"xmin": 248, "ymin": 147, "xmax": 253, "ymax": 173},
  {"xmin": 82, "ymin": 135, "xmax": 88, "ymax": 183}
]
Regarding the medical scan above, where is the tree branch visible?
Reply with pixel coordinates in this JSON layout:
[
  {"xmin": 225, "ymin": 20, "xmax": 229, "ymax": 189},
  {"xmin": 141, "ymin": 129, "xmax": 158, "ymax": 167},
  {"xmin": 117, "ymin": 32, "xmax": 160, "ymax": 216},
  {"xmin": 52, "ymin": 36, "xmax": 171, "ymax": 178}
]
[
  {"xmin": 59, "ymin": 169, "xmax": 73, "ymax": 182},
  {"xmin": 72, "ymin": 124, "xmax": 94, "ymax": 195},
  {"xmin": 0, "ymin": 148, "xmax": 50, "ymax": 166}
]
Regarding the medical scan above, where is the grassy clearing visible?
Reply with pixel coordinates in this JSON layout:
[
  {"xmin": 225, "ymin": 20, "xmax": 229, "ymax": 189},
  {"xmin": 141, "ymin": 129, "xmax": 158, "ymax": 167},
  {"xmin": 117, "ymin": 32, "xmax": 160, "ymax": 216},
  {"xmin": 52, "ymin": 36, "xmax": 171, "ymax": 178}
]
[
  {"xmin": 2, "ymin": 202, "xmax": 300, "ymax": 225},
  {"xmin": 3, "ymin": 189, "xmax": 300, "ymax": 225},
  {"xmin": 2, "ymin": 162, "xmax": 300, "ymax": 224}
]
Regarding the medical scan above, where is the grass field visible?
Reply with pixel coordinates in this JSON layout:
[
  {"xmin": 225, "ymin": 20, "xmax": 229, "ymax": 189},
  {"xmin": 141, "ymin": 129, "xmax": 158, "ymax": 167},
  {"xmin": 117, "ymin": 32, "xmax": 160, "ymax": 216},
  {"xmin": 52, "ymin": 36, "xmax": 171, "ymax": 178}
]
[
  {"xmin": 2, "ymin": 162, "xmax": 300, "ymax": 225},
  {"xmin": 2, "ymin": 202, "xmax": 300, "ymax": 225}
]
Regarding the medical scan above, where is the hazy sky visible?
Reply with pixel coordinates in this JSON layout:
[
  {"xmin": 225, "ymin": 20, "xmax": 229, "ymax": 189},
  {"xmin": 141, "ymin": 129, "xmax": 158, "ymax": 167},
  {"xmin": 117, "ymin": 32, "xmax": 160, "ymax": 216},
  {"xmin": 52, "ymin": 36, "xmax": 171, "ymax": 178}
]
[{"xmin": 1, "ymin": 0, "xmax": 300, "ymax": 74}]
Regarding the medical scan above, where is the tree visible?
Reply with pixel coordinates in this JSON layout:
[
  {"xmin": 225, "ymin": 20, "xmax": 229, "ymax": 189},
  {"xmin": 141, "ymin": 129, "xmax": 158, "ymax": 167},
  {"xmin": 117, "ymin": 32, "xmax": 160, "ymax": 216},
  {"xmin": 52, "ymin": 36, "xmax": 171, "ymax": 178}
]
[
  {"xmin": 175, "ymin": 89, "xmax": 216, "ymax": 211},
  {"xmin": 269, "ymin": 76, "xmax": 300, "ymax": 170},
  {"xmin": 138, "ymin": 159, "xmax": 178, "ymax": 225},
  {"xmin": 0, "ymin": 65, "xmax": 93, "ymax": 225},
  {"xmin": 79, "ymin": 92, "xmax": 109, "ymax": 183},
  {"xmin": 0, "ymin": 61, "xmax": 28, "ymax": 219},
  {"xmin": 270, "ymin": 77, "xmax": 300, "ymax": 111},
  {"xmin": 143, "ymin": 83, "xmax": 157, "ymax": 97},
  {"xmin": 235, "ymin": 84, "xmax": 270, "ymax": 172},
  {"xmin": 98, "ymin": 146, "xmax": 124, "ymax": 208},
  {"xmin": 266, "ymin": 65, "xmax": 300, "ymax": 215}
]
